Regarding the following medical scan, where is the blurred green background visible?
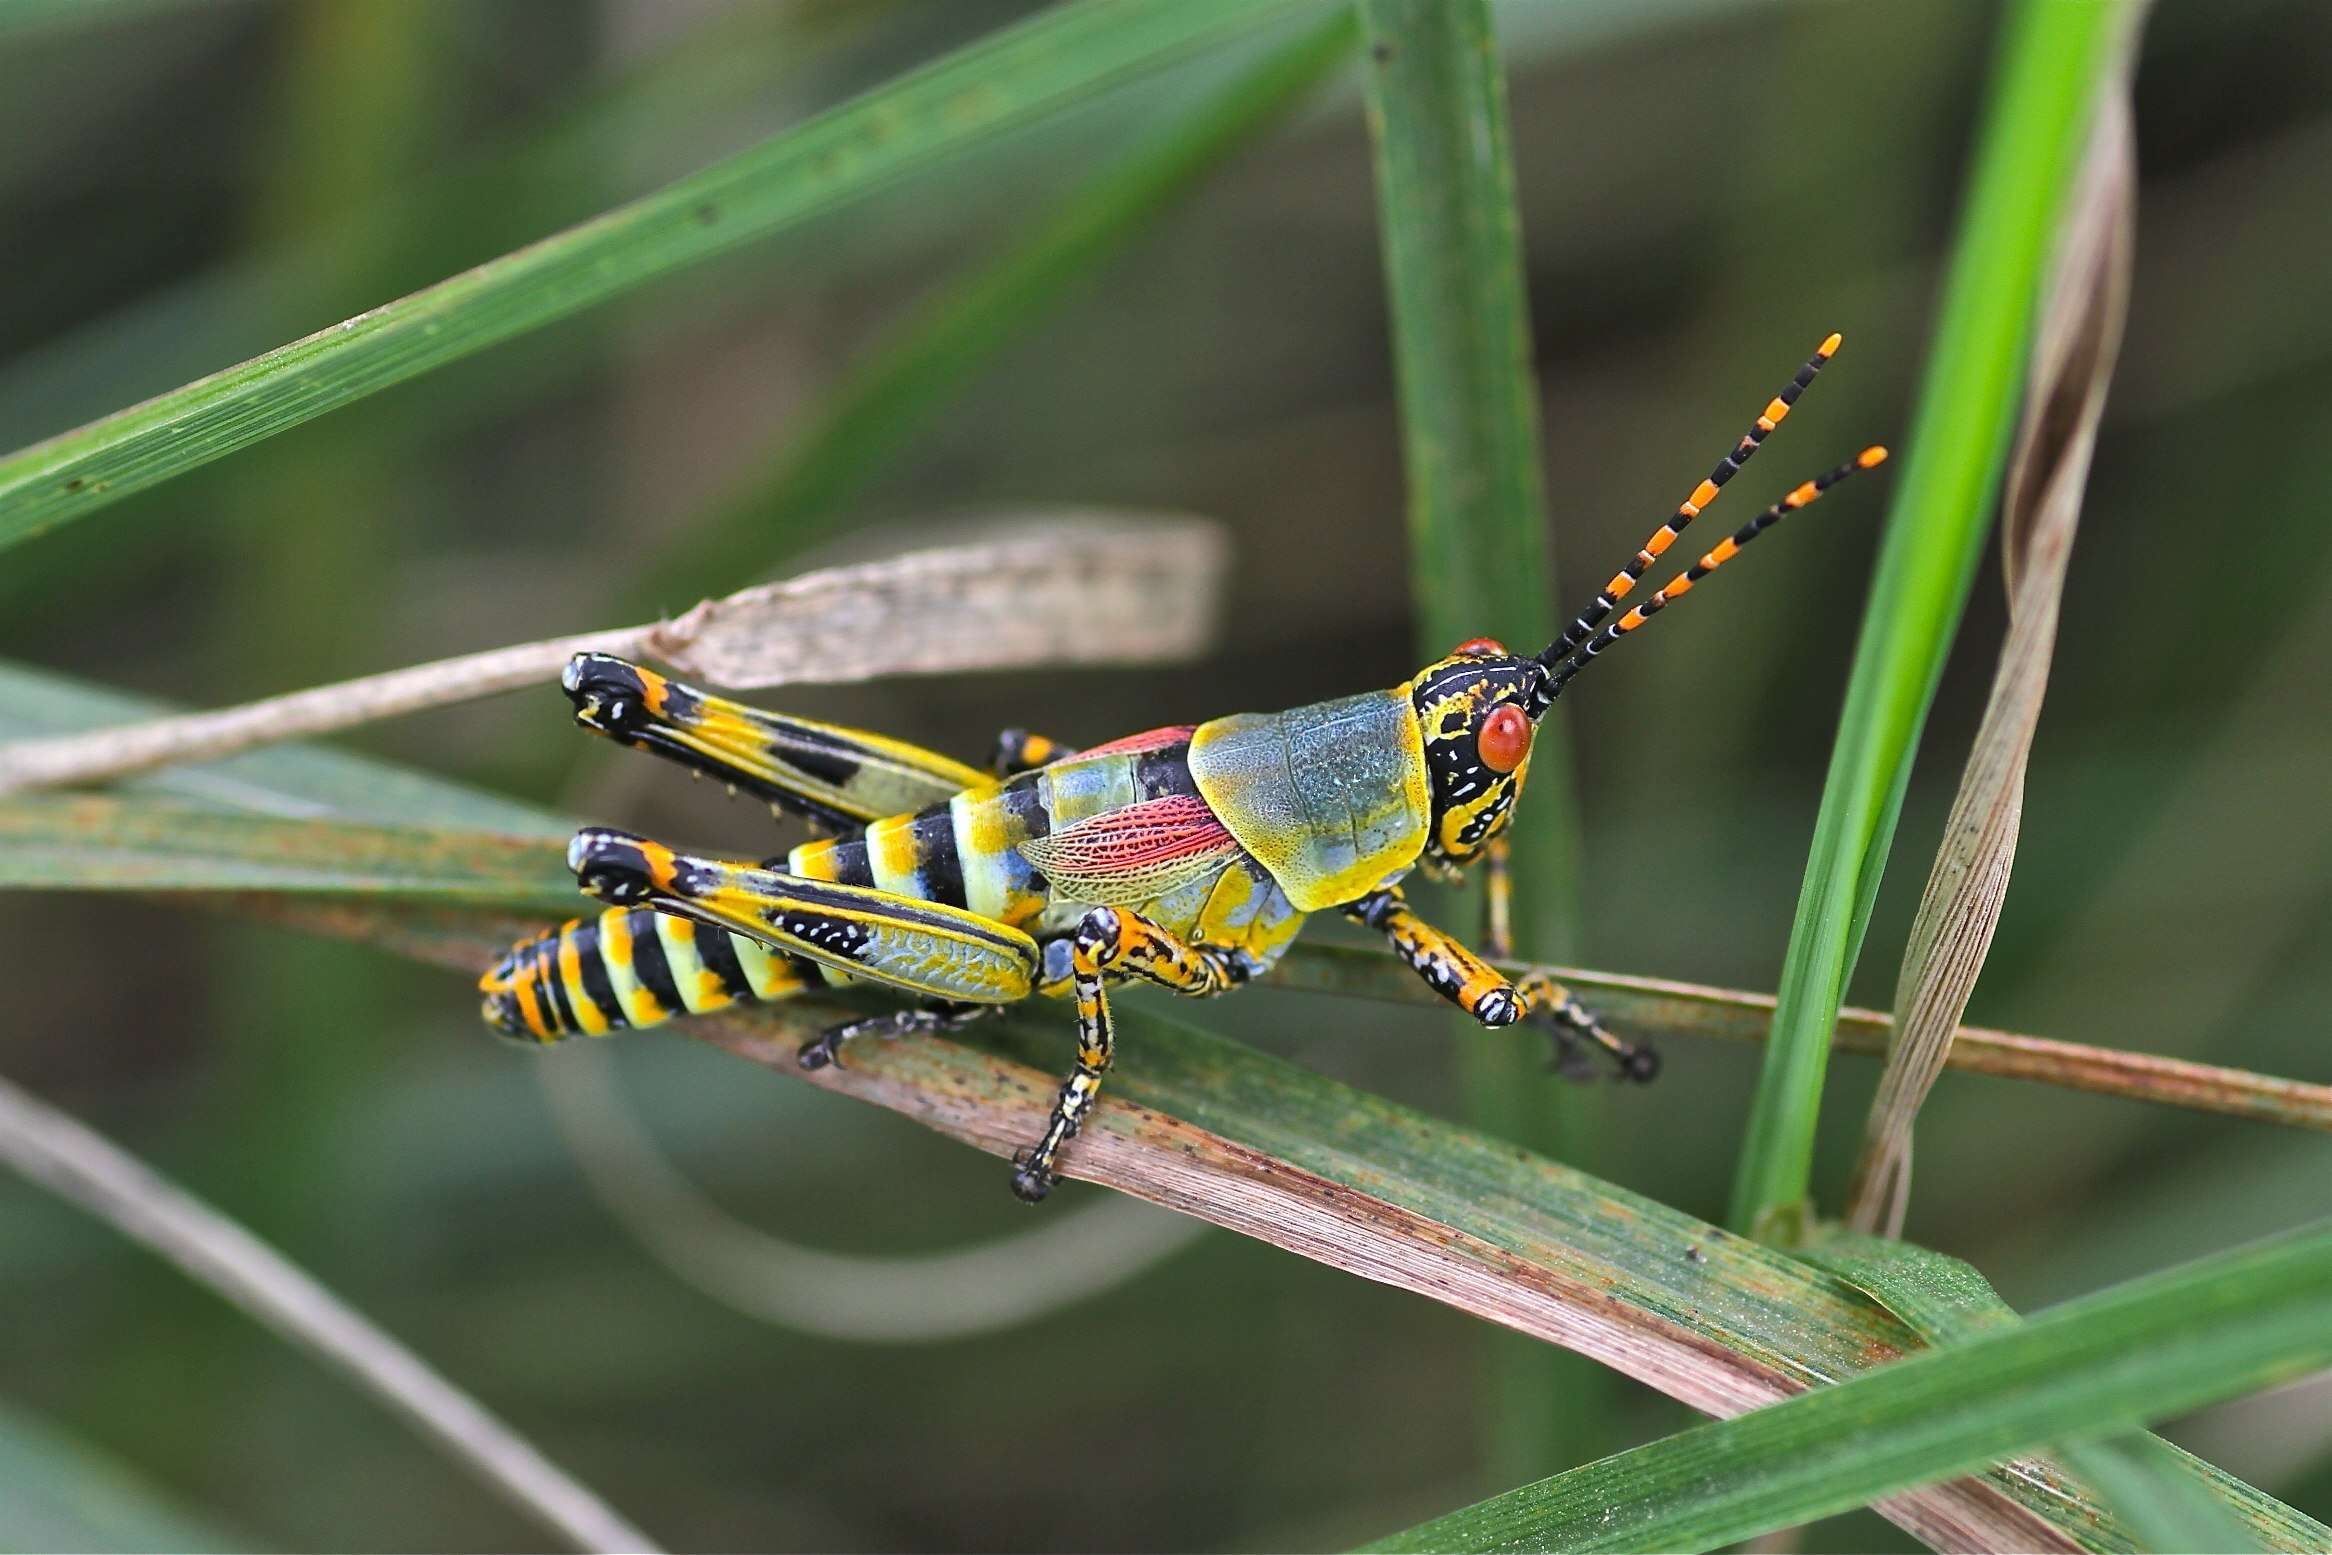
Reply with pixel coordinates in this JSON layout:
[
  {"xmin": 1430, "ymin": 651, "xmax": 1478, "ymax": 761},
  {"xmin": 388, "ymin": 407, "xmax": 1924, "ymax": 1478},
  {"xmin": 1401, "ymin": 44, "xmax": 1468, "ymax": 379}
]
[{"xmin": 2, "ymin": 1, "xmax": 2328, "ymax": 1549}]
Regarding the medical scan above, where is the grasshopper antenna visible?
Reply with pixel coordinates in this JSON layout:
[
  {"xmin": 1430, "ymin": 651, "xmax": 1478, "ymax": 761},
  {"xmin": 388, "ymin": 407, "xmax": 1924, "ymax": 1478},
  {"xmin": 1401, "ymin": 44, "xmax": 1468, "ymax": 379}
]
[
  {"xmin": 1538, "ymin": 445, "xmax": 1889, "ymax": 702},
  {"xmin": 1529, "ymin": 333, "xmax": 1844, "ymax": 712}
]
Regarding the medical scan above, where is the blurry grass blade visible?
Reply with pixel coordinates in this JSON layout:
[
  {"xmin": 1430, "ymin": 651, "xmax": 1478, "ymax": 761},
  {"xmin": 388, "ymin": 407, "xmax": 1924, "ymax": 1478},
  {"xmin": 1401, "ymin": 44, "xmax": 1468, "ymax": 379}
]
[
  {"xmin": 0, "ymin": 795, "xmax": 574, "ymax": 909},
  {"xmin": 1277, "ymin": 942, "xmax": 2332, "ymax": 1132},
  {"xmin": 0, "ymin": 1396, "xmax": 248, "ymax": 1553},
  {"xmin": 1367, "ymin": 1224, "xmax": 2332, "ymax": 1555},
  {"xmin": 2060, "ymin": 1438, "xmax": 2271, "ymax": 1555},
  {"xmin": 1356, "ymin": 0, "xmax": 1596, "ymax": 1481},
  {"xmin": 0, "ymin": 0, "xmax": 1328, "ymax": 550},
  {"xmin": 538, "ymin": 1046, "xmax": 1205, "ymax": 1344},
  {"xmin": 0, "ymin": 2, "xmax": 885, "ymax": 444},
  {"xmin": 1809, "ymin": 1237, "xmax": 2275, "ymax": 1555},
  {"xmin": 0, "ymin": 659, "xmax": 570, "ymax": 834},
  {"xmin": 1845, "ymin": 83, "xmax": 2139, "ymax": 1234},
  {"xmin": 0, "ymin": 1071, "xmax": 658, "ymax": 1553},
  {"xmin": 0, "ymin": 514, "xmax": 1226, "ymax": 794},
  {"xmin": 631, "ymin": 12, "xmax": 1359, "ymax": 612},
  {"xmin": 1729, "ymin": 0, "xmax": 2147, "ymax": 1238},
  {"xmin": 261, "ymin": 899, "xmax": 2274, "ymax": 1555}
]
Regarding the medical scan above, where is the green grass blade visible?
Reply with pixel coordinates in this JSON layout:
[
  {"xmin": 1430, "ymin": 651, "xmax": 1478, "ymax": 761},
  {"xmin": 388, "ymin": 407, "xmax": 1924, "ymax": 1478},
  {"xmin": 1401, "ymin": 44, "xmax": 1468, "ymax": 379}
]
[
  {"xmin": 1356, "ymin": 0, "xmax": 1598, "ymax": 1483},
  {"xmin": 0, "ymin": 794, "xmax": 573, "ymax": 909},
  {"xmin": 265, "ymin": 890, "xmax": 2319, "ymax": 1555},
  {"xmin": 1728, "ymin": 0, "xmax": 2139, "ymax": 1238},
  {"xmin": 630, "ymin": 8, "xmax": 1360, "ymax": 614},
  {"xmin": 1365, "ymin": 1224, "xmax": 2332, "ymax": 1554},
  {"xmin": 0, "ymin": 1396, "xmax": 249, "ymax": 1553},
  {"xmin": 1, "ymin": 745, "xmax": 2320, "ymax": 1552},
  {"xmin": 0, "ymin": 658, "xmax": 569, "ymax": 835},
  {"xmin": 1806, "ymin": 1236, "xmax": 2274, "ymax": 1555},
  {"xmin": 0, "ymin": 0, "xmax": 1326, "ymax": 552}
]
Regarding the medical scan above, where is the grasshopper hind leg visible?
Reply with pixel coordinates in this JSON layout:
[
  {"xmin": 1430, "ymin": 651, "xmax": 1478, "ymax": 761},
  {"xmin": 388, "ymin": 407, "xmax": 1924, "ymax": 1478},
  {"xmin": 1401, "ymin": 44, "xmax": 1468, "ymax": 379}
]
[{"xmin": 797, "ymin": 1002, "xmax": 994, "ymax": 1071}]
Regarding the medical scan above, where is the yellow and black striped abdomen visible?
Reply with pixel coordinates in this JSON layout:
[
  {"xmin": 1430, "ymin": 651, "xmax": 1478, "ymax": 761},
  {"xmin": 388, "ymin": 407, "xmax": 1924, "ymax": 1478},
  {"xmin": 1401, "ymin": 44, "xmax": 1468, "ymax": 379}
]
[
  {"xmin": 479, "ymin": 904, "xmax": 834, "ymax": 1044},
  {"xmin": 787, "ymin": 774, "xmax": 1055, "ymax": 932}
]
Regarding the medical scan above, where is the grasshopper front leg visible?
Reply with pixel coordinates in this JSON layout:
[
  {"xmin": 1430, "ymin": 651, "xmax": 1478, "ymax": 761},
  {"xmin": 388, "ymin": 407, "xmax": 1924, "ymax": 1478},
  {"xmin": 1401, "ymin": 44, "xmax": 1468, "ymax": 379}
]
[
  {"xmin": 1012, "ymin": 906, "xmax": 1240, "ymax": 1203},
  {"xmin": 1343, "ymin": 884, "xmax": 1659, "ymax": 1082}
]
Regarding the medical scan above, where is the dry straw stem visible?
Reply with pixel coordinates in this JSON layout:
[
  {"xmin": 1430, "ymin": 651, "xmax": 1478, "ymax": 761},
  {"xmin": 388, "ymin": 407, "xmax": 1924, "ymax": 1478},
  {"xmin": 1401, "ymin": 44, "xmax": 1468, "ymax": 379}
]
[
  {"xmin": 1845, "ymin": 74, "xmax": 2140, "ymax": 1236},
  {"xmin": 0, "ymin": 1069, "xmax": 656, "ymax": 1554},
  {"xmin": 1275, "ymin": 944, "xmax": 2332, "ymax": 1135},
  {"xmin": 0, "ymin": 514, "xmax": 1225, "ymax": 795}
]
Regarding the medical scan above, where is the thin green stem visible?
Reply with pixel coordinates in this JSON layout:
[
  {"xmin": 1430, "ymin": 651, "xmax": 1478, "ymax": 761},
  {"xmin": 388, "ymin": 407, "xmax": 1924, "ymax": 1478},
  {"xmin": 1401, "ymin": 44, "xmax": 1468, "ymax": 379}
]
[
  {"xmin": 1728, "ymin": 0, "xmax": 2135, "ymax": 1239},
  {"xmin": 0, "ymin": 0, "xmax": 1326, "ymax": 551},
  {"xmin": 1355, "ymin": 0, "xmax": 1598, "ymax": 1488}
]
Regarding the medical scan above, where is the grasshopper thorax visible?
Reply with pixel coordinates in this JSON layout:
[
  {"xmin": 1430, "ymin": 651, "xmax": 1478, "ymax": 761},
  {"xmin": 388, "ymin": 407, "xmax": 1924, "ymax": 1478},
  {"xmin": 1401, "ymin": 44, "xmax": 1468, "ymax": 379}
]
[{"xmin": 1407, "ymin": 639, "xmax": 1543, "ymax": 868}]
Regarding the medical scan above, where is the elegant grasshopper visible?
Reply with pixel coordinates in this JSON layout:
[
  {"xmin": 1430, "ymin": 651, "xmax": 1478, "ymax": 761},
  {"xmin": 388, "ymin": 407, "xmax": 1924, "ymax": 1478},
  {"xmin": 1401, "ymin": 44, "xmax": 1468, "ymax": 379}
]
[{"xmin": 480, "ymin": 334, "xmax": 1887, "ymax": 1201}]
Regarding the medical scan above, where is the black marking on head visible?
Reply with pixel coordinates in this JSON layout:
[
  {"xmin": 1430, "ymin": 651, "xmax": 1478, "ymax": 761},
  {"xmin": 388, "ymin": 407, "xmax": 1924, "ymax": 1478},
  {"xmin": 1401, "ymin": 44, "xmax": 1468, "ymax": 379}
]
[{"xmin": 1407, "ymin": 653, "xmax": 1541, "ymax": 865}]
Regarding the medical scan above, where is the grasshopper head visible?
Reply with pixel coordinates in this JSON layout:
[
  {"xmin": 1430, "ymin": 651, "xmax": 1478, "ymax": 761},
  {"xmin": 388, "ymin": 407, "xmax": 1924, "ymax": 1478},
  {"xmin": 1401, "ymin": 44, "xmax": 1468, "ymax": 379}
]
[{"xmin": 1406, "ymin": 639, "xmax": 1543, "ymax": 867}]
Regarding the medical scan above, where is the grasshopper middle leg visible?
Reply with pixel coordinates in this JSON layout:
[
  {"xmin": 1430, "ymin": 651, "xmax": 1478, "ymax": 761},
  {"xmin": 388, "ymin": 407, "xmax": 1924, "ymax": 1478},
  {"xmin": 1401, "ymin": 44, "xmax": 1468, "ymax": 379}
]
[
  {"xmin": 1343, "ymin": 884, "xmax": 1658, "ymax": 1081},
  {"xmin": 1012, "ymin": 906, "xmax": 1238, "ymax": 1203}
]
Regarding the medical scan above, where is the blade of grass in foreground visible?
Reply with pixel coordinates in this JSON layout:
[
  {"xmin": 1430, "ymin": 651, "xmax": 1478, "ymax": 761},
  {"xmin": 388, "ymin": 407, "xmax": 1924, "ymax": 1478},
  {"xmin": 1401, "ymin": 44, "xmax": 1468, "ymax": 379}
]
[
  {"xmin": 0, "ymin": 701, "xmax": 2315, "ymax": 1549},
  {"xmin": 0, "ymin": 0, "xmax": 1327, "ymax": 551},
  {"xmin": 1802, "ymin": 1237, "xmax": 2263, "ymax": 1555},
  {"xmin": 1730, "ymin": 0, "xmax": 2142, "ymax": 1239},
  {"xmin": 1365, "ymin": 1223, "xmax": 2332, "ymax": 1554},
  {"xmin": 1356, "ymin": 0, "xmax": 1596, "ymax": 1483},
  {"xmin": 256, "ymin": 895, "xmax": 2318, "ymax": 1555},
  {"xmin": 1, "ymin": 713, "xmax": 2314, "ymax": 1552}
]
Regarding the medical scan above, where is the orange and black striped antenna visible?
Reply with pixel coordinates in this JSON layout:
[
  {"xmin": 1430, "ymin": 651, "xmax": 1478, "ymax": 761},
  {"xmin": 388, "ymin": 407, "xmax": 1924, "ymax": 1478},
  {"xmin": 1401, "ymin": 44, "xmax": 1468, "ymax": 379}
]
[
  {"xmin": 1533, "ymin": 333, "xmax": 1845, "ymax": 689},
  {"xmin": 1535, "ymin": 444, "xmax": 1888, "ymax": 703}
]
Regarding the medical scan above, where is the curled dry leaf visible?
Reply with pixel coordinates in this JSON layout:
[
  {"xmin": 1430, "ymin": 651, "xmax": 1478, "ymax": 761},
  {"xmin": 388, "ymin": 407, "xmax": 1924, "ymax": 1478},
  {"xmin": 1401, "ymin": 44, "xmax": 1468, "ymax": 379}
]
[
  {"xmin": 1844, "ymin": 74, "xmax": 2141, "ymax": 1236},
  {"xmin": 0, "ymin": 513, "xmax": 1226, "ymax": 796}
]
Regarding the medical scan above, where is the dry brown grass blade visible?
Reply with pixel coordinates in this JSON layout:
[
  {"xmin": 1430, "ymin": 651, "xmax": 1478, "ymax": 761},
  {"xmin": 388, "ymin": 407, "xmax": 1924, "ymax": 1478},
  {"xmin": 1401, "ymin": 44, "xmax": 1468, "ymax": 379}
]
[
  {"xmin": 1271, "ymin": 945, "xmax": 2332, "ymax": 1134},
  {"xmin": 1843, "ymin": 77, "xmax": 2139, "ymax": 1236},
  {"xmin": 261, "ymin": 896, "xmax": 2097, "ymax": 1553},
  {"xmin": 0, "ymin": 513, "xmax": 1225, "ymax": 795}
]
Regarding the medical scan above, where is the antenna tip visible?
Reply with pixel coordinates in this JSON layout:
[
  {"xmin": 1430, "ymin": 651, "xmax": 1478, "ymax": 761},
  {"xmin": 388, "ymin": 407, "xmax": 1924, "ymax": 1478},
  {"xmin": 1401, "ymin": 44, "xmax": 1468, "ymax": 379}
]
[
  {"xmin": 1818, "ymin": 331, "xmax": 1844, "ymax": 357},
  {"xmin": 1857, "ymin": 444, "xmax": 1889, "ymax": 468}
]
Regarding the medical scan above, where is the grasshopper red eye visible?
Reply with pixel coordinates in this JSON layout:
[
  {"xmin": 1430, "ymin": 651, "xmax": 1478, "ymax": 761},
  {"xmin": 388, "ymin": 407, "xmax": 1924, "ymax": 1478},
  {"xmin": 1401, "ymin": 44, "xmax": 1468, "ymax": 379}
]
[
  {"xmin": 1478, "ymin": 704, "xmax": 1531, "ymax": 773},
  {"xmin": 1453, "ymin": 637, "xmax": 1507, "ymax": 658}
]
